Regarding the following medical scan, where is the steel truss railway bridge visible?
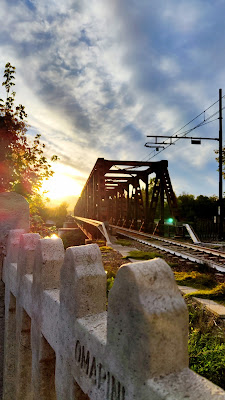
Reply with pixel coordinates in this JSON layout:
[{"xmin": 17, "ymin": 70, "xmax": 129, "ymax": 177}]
[{"xmin": 74, "ymin": 158, "xmax": 180, "ymax": 233}]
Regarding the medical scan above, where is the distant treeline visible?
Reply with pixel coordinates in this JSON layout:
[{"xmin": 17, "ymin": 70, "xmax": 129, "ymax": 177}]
[
  {"xmin": 176, "ymin": 194, "xmax": 219, "ymax": 222},
  {"xmin": 153, "ymin": 193, "xmax": 220, "ymax": 223},
  {"xmin": 143, "ymin": 179, "xmax": 220, "ymax": 223}
]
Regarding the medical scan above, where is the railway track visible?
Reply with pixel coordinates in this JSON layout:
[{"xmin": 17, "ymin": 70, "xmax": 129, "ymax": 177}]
[{"xmin": 110, "ymin": 225, "xmax": 225, "ymax": 274}]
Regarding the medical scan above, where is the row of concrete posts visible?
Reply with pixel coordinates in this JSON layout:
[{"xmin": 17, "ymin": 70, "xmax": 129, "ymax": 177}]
[{"xmin": 0, "ymin": 192, "xmax": 225, "ymax": 399}]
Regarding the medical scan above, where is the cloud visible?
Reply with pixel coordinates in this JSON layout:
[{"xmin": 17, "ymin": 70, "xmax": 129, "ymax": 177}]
[{"xmin": 0, "ymin": 0, "xmax": 224, "ymax": 198}]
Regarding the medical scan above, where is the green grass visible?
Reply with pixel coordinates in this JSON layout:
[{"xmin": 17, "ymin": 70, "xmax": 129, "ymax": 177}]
[
  {"xmin": 174, "ymin": 271, "xmax": 217, "ymax": 290},
  {"xmin": 185, "ymin": 283, "xmax": 225, "ymax": 305},
  {"xmin": 106, "ymin": 271, "xmax": 116, "ymax": 296},
  {"xmin": 175, "ymin": 271, "xmax": 225, "ymax": 305},
  {"xmin": 189, "ymin": 329, "xmax": 225, "ymax": 388},
  {"xmin": 107, "ymin": 276, "xmax": 115, "ymax": 294},
  {"xmin": 99, "ymin": 246, "xmax": 113, "ymax": 252},
  {"xmin": 115, "ymin": 239, "xmax": 132, "ymax": 246},
  {"xmin": 187, "ymin": 299, "xmax": 225, "ymax": 389},
  {"xmin": 123, "ymin": 250, "xmax": 162, "ymax": 260}
]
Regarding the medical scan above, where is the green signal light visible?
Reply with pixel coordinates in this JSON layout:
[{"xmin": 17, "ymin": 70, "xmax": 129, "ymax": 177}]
[{"xmin": 167, "ymin": 218, "xmax": 174, "ymax": 224}]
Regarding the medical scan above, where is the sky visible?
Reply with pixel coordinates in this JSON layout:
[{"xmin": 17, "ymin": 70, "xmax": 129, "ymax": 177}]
[{"xmin": 1, "ymin": 0, "xmax": 225, "ymax": 208}]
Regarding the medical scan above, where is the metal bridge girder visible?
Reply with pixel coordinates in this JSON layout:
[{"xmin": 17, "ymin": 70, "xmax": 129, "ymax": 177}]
[{"xmin": 74, "ymin": 158, "xmax": 179, "ymax": 233}]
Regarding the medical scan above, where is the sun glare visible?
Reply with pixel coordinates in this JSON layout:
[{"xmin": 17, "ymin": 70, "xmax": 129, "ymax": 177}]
[
  {"xmin": 50, "ymin": 234, "xmax": 58, "ymax": 239},
  {"xmin": 41, "ymin": 164, "xmax": 84, "ymax": 201}
]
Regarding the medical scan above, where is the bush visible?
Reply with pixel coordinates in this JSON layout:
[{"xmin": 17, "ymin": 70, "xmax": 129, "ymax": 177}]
[
  {"xmin": 107, "ymin": 276, "xmax": 115, "ymax": 295},
  {"xmin": 189, "ymin": 329, "xmax": 225, "ymax": 389}
]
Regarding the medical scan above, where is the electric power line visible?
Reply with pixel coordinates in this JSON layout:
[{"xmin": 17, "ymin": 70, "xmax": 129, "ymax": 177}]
[
  {"xmin": 113, "ymin": 93, "xmax": 225, "ymax": 172},
  {"xmin": 143, "ymin": 99, "xmax": 225, "ymax": 162}
]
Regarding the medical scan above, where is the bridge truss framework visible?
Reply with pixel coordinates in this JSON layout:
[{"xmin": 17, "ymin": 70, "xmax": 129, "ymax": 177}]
[{"xmin": 74, "ymin": 158, "xmax": 179, "ymax": 232}]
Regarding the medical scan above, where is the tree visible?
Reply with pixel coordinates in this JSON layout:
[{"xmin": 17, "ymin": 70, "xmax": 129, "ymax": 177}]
[
  {"xmin": 177, "ymin": 193, "xmax": 219, "ymax": 222},
  {"xmin": 0, "ymin": 62, "xmax": 58, "ymax": 196},
  {"xmin": 177, "ymin": 193, "xmax": 196, "ymax": 221},
  {"xmin": 215, "ymin": 147, "xmax": 225, "ymax": 179},
  {"xmin": 195, "ymin": 195, "xmax": 217, "ymax": 219},
  {"xmin": 0, "ymin": 62, "xmax": 60, "ymax": 237}
]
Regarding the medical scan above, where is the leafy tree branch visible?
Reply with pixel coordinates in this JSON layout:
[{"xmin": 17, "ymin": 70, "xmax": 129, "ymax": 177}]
[{"xmin": 0, "ymin": 62, "xmax": 58, "ymax": 196}]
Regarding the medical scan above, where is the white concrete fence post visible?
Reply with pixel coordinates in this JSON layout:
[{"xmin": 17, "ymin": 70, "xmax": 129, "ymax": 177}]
[
  {"xmin": 16, "ymin": 233, "xmax": 40, "ymax": 400},
  {"xmin": 3, "ymin": 229, "xmax": 25, "ymax": 400},
  {"xmin": 107, "ymin": 258, "xmax": 189, "ymax": 381},
  {"xmin": 0, "ymin": 192, "xmax": 29, "ymax": 399},
  {"xmin": 31, "ymin": 237, "xmax": 64, "ymax": 400},
  {"xmin": 56, "ymin": 243, "xmax": 106, "ymax": 400}
]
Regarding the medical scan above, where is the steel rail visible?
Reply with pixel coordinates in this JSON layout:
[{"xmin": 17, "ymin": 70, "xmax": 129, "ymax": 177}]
[
  {"xmin": 73, "ymin": 216, "xmax": 225, "ymax": 272},
  {"xmin": 110, "ymin": 225, "xmax": 225, "ymax": 258},
  {"xmin": 111, "ymin": 225, "xmax": 225, "ymax": 273}
]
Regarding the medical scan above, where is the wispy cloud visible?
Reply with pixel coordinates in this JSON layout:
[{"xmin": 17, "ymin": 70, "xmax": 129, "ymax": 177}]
[{"xmin": 0, "ymin": 0, "xmax": 224, "ymax": 197}]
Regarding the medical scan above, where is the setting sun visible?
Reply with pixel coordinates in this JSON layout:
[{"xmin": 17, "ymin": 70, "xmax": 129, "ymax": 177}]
[{"xmin": 41, "ymin": 164, "xmax": 84, "ymax": 202}]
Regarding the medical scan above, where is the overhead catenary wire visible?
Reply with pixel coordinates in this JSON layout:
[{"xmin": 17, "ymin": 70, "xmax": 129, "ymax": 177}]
[
  {"xmin": 143, "ymin": 98, "xmax": 225, "ymax": 162},
  {"xmin": 113, "ymin": 93, "xmax": 225, "ymax": 171}
]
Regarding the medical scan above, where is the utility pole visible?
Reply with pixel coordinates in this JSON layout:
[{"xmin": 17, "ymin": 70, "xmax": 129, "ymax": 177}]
[
  {"xmin": 218, "ymin": 88, "xmax": 223, "ymax": 240},
  {"xmin": 145, "ymin": 89, "xmax": 224, "ymax": 240}
]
